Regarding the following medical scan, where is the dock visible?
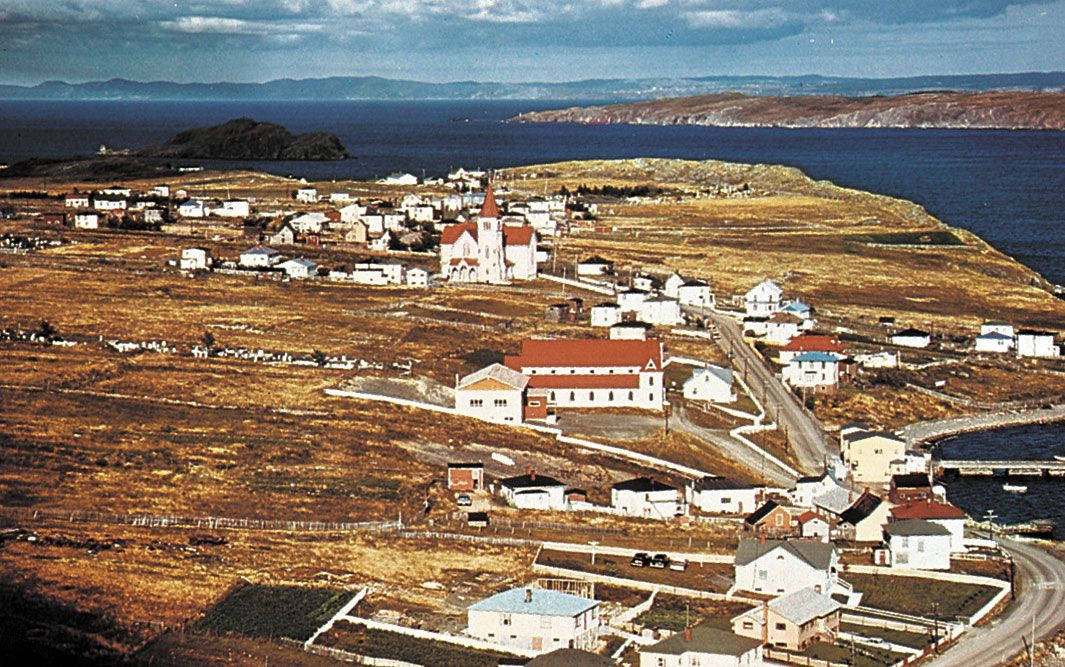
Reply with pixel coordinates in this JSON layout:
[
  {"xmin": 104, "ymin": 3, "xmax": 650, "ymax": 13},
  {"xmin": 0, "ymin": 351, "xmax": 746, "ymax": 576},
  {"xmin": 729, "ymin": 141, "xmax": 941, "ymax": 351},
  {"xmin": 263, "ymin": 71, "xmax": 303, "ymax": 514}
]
[{"xmin": 937, "ymin": 459, "xmax": 1065, "ymax": 477}]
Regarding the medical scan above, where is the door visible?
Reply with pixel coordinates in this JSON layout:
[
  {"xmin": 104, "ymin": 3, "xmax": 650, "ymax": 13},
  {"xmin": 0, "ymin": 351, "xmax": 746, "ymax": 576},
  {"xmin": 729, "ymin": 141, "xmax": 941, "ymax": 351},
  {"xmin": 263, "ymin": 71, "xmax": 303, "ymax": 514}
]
[{"xmin": 532, "ymin": 637, "xmax": 543, "ymax": 651}]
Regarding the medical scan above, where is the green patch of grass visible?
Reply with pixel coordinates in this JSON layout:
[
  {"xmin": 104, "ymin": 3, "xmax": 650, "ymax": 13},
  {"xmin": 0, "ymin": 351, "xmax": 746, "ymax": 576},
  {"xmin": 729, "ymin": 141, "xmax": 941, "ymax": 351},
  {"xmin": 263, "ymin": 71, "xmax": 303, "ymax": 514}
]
[
  {"xmin": 847, "ymin": 573, "xmax": 1000, "ymax": 621},
  {"xmin": 634, "ymin": 594, "xmax": 752, "ymax": 632},
  {"xmin": 195, "ymin": 583, "xmax": 351, "ymax": 641},
  {"xmin": 840, "ymin": 621, "xmax": 931, "ymax": 649},
  {"xmin": 320, "ymin": 622, "xmax": 517, "ymax": 667}
]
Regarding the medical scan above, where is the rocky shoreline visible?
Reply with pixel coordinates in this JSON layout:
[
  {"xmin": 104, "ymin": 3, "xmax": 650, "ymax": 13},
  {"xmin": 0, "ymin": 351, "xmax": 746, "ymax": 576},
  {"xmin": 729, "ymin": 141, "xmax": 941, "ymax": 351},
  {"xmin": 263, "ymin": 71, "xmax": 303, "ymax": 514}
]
[{"xmin": 901, "ymin": 404, "xmax": 1065, "ymax": 446}]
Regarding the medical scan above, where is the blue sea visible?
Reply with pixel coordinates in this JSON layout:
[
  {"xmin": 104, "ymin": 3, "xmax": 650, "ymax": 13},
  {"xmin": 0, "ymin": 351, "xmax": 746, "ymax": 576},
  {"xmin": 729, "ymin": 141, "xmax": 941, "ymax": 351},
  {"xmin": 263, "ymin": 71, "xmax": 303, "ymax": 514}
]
[{"xmin": 1, "ymin": 99, "xmax": 1064, "ymax": 285}]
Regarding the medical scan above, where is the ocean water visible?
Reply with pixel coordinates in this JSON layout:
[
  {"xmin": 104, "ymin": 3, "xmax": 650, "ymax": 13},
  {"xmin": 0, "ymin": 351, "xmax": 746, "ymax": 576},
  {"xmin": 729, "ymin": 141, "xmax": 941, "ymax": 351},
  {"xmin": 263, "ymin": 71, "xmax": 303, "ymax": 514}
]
[
  {"xmin": 1, "ymin": 100, "xmax": 1064, "ymax": 285},
  {"xmin": 935, "ymin": 422, "xmax": 1065, "ymax": 539}
]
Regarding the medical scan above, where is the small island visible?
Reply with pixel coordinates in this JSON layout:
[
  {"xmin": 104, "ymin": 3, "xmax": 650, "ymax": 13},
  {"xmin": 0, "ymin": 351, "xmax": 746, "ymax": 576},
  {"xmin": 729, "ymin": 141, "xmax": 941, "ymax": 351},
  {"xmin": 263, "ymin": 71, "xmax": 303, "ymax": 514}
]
[{"xmin": 136, "ymin": 117, "xmax": 349, "ymax": 161}]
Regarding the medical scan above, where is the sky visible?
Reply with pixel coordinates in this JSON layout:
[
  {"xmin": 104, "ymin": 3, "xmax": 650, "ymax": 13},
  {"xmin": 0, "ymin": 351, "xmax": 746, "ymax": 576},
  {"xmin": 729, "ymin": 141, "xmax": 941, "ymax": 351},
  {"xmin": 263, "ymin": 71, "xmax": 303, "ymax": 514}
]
[{"xmin": 0, "ymin": 0, "xmax": 1063, "ymax": 85}]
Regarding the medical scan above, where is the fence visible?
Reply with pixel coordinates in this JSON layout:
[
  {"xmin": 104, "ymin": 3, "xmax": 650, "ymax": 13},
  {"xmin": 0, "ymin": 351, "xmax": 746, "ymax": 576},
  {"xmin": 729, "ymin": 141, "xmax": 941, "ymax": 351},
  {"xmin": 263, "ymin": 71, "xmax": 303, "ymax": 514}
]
[
  {"xmin": 764, "ymin": 648, "xmax": 849, "ymax": 667},
  {"xmin": 331, "ymin": 615, "xmax": 540, "ymax": 659},
  {"xmin": 531, "ymin": 562, "xmax": 729, "ymax": 601},
  {"xmin": 1, "ymin": 506, "xmax": 401, "ymax": 534}
]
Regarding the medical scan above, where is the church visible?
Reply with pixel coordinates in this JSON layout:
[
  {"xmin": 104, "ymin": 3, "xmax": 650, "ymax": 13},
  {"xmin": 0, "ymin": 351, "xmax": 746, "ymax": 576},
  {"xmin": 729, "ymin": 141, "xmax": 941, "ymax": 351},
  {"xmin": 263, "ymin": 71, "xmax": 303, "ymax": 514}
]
[{"xmin": 438, "ymin": 186, "xmax": 537, "ymax": 284}]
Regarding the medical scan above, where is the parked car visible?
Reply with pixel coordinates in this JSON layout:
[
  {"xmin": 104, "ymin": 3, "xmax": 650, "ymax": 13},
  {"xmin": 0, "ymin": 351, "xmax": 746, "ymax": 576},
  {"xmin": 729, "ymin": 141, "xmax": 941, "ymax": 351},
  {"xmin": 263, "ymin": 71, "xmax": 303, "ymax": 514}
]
[
  {"xmin": 630, "ymin": 552, "xmax": 650, "ymax": 567},
  {"xmin": 650, "ymin": 553, "xmax": 670, "ymax": 569},
  {"xmin": 456, "ymin": 494, "xmax": 472, "ymax": 507},
  {"xmin": 669, "ymin": 558, "xmax": 687, "ymax": 571}
]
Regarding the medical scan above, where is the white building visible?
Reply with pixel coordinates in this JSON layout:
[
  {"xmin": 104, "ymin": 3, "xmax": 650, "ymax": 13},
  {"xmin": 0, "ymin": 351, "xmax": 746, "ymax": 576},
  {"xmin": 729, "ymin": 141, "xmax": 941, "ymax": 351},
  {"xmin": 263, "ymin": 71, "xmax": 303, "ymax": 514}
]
[
  {"xmin": 688, "ymin": 477, "xmax": 761, "ymax": 515},
  {"xmin": 610, "ymin": 477, "xmax": 683, "ymax": 519},
  {"xmin": 577, "ymin": 256, "xmax": 612, "ymax": 277},
  {"xmin": 100, "ymin": 186, "xmax": 131, "ymax": 197},
  {"xmin": 65, "ymin": 194, "xmax": 90, "ymax": 208},
  {"xmin": 329, "ymin": 192, "xmax": 352, "ymax": 203},
  {"xmin": 295, "ymin": 187, "xmax": 318, "ymax": 203},
  {"xmin": 590, "ymin": 302, "xmax": 622, "ymax": 327},
  {"xmin": 339, "ymin": 203, "xmax": 367, "ymax": 224},
  {"xmin": 210, "ymin": 200, "xmax": 250, "ymax": 218},
  {"xmin": 638, "ymin": 297, "xmax": 683, "ymax": 326},
  {"xmin": 278, "ymin": 257, "xmax": 318, "ymax": 279},
  {"xmin": 733, "ymin": 539, "xmax": 844, "ymax": 599},
  {"xmin": 499, "ymin": 473, "xmax": 566, "ymax": 511},
  {"xmin": 378, "ymin": 172, "xmax": 418, "ymax": 185},
  {"xmin": 841, "ymin": 428, "xmax": 907, "ymax": 485},
  {"xmin": 73, "ymin": 212, "xmax": 100, "ymax": 229},
  {"xmin": 745, "ymin": 279, "xmax": 783, "ymax": 317},
  {"xmin": 148, "ymin": 185, "xmax": 170, "ymax": 198},
  {"xmin": 975, "ymin": 331, "xmax": 1014, "ymax": 353},
  {"xmin": 782, "ymin": 352, "xmax": 842, "ymax": 390},
  {"xmin": 677, "ymin": 280, "xmax": 714, "ymax": 308},
  {"xmin": 1017, "ymin": 330, "xmax": 1060, "ymax": 358},
  {"xmin": 885, "ymin": 519, "xmax": 952, "ymax": 570},
  {"xmin": 981, "ymin": 321, "xmax": 1014, "ymax": 337},
  {"xmin": 439, "ymin": 187, "xmax": 537, "ymax": 283},
  {"xmin": 683, "ymin": 365, "xmax": 736, "ymax": 403},
  {"xmin": 406, "ymin": 267, "xmax": 430, "ymax": 287},
  {"xmin": 855, "ymin": 351, "xmax": 899, "ymax": 369},
  {"xmin": 455, "ymin": 363, "xmax": 528, "ymax": 425},
  {"xmin": 239, "ymin": 245, "xmax": 282, "ymax": 268},
  {"xmin": 289, "ymin": 211, "xmax": 330, "ymax": 234},
  {"xmin": 891, "ymin": 328, "xmax": 931, "ymax": 348},
  {"xmin": 663, "ymin": 272, "xmax": 686, "ymax": 298},
  {"xmin": 790, "ymin": 472, "xmax": 843, "ymax": 508},
  {"xmin": 639, "ymin": 626, "xmax": 763, "ymax": 667},
  {"xmin": 617, "ymin": 288, "xmax": 649, "ymax": 313},
  {"xmin": 610, "ymin": 322, "xmax": 653, "ymax": 340},
  {"xmin": 179, "ymin": 247, "xmax": 211, "ymax": 271},
  {"xmin": 889, "ymin": 501, "xmax": 967, "ymax": 553},
  {"xmin": 466, "ymin": 587, "xmax": 600, "ymax": 653},
  {"xmin": 765, "ymin": 313, "xmax": 805, "ymax": 345},
  {"xmin": 93, "ymin": 197, "xmax": 127, "ymax": 211},
  {"xmin": 177, "ymin": 200, "xmax": 205, "ymax": 218}
]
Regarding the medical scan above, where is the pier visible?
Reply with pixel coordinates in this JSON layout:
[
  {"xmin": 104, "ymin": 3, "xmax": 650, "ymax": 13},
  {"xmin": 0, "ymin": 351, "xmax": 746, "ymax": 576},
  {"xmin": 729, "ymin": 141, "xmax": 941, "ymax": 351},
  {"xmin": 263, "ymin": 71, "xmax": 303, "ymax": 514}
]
[{"xmin": 937, "ymin": 459, "xmax": 1065, "ymax": 477}]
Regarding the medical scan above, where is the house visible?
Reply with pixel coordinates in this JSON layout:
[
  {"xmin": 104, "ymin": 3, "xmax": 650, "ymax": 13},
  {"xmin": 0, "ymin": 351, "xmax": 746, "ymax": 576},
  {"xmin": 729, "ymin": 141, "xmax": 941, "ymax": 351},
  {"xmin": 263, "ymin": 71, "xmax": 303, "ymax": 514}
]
[
  {"xmin": 610, "ymin": 477, "xmax": 683, "ymax": 519},
  {"xmin": 975, "ymin": 320, "xmax": 1015, "ymax": 353},
  {"xmin": 609, "ymin": 321, "xmax": 653, "ymax": 341},
  {"xmin": 339, "ymin": 203, "xmax": 367, "ymax": 224},
  {"xmin": 576, "ymin": 255, "xmax": 612, "ymax": 277},
  {"xmin": 211, "ymin": 199, "xmax": 250, "ymax": 218},
  {"xmin": 1016, "ymin": 330, "xmax": 1060, "ymax": 358},
  {"xmin": 466, "ymin": 587, "xmax": 600, "ymax": 653},
  {"xmin": 148, "ymin": 184, "xmax": 170, "ymax": 198},
  {"xmin": 467, "ymin": 511, "xmax": 490, "ymax": 528},
  {"xmin": 745, "ymin": 279, "xmax": 783, "ymax": 317},
  {"xmin": 742, "ymin": 316, "xmax": 769, "ymax": 337},
  {"xmin": 289, "ymin": 211, "xmax": 330, "ymax": 234},
  {"xmin": 278, "ymin": 257, "xmax": 318, "ymax": 279},
  {"xmin": 778, "ymin": 335, "xmax": 845, "ymax": 365},
  {"xmin": 617, "ymin": 288, "xmax": 649, "ymax": 313},
  {"xmin": 379, "ymin": 172, "xmax": 418, "ymax": 185},
  {"xmin": 765, "ymin": 312, "xmax": 805, "ymax": 345},
  {"xmin": 688, "ymin": 477, "xmax": 761, "ymax": 515},
  {"xmin": 744, "ymin": 501, "xmax": 795, "ymax": 538},
  {"xmin": 782, "ymin": 352, "xmax": 842, "ymax": 391},
  {"xmin": 795, "ymin": 511, "xmax": 831, "ymax": 542},
  {"xmin": 639, "ymin": 625, "xmax": 763, "ymax": 667},
  {"xmin": 447, "ymin": 462, "xmax": 485, "ymax": 493},
  {"xmin": 836, "ymin": 492, "xmax": 892, "ymax": 542},
  {"xmin": 663, "ymin": 272, "xmax": 686, "ymax": 298},
  {"xmin": 840, "ymin": 429, "xmax": 906, "ymax": 485},
  {"xmin": 455, "ymin": 363, "xmax": 528, "ymax": 424},
  {"xmin": 143, "ymin": 207, "xmax": 166, "ymax": 225},
  {"xmin": 545, "ymin": 304, "xmax": 570, "ymax": 323},
  {"xmin": 781, "ymin": 300, "xmax": 812, "ymax": 320},
  {"xmin": 100, "ymin": 185, "xmax": 131, "ymax": 197},
  {"xmin": 981, "ymin": 321, "xmax": 1015, "ymax": 338},
  {"xmin": 855, "ymin": 351, "xmax": 900, "ymax": 369},
  {"xmin": 295, "ymin": 187, "xmax": 318, "ymax": 203},
  {"xmin": 891, "ymin": 328, "xmax": 931, "ymax": 348},
  {"xmin": 503, "ymin": 338, "xmax": 665, "ymax": 411},
  {"xmin": 884, "ymin": 519, "xmax": 952, "ymax": 570},
  {"xmin": 682, "ymin": 365, "xmax": 736, "ymax": 403},
  {"xmin": 638, "ymin": 297, "xmax": 683, "ymax": 326},
  {"xmin": 733, "ymin": 539, "xmax": 841, "ymax": 598},
  {"xmin": 73, "ymin": 212, "xmax": 100, "ymax": 229},
  {"xmin": 406, "ymin": 267, "xmax": 430, "ymax": 287},
  {"xmin": 438, "ymin": 188, "xmax": 537, "ymax": 283},
  {"xmin": 367, "ymin": 230, "xmax": 391, "ymax": 252},
  {"xmin": 590, "ymin": 302, "xmax": 622, "ymax": 328},
  {"xmin": 93, "ymin": 196, "xmax": 127, "ymax": 211},
  {"xmin": 269, "ymin": 223, "xmax": 298, "ymax": 246},
  {"xmin": 179, "ymin": 247, "xmax": 211, "ymax": 271},
  {"xmin": 177, "ymin": 199, "xmax": 205, "ymax": 218},
  {"xmin": 732, "ymin": 587, "xmax": 841, "ymax": 651},
  {"xmin": 812, "ymin": 486, "xmax": 857, "ymax": 519},
  {"xmin": 239, "ymin": 245, "xmax": 282, "ymax": 268},
  {"xmin": 632, "ymin": 274, "xmax": 660, "ymax": 292},
  {"xmin": 677, "ymin": 280, "xmax": 714, "ymax": 308},
  {"xmin": 890, "ymin": 501, "xmax": 966, "ymax": 552},
  {"xmin": 889, "ymin": 473, "xmax": 934, "ymax": 503},
  {"xmin": 499, "ymin": 473, "xmax": 566, "ymax": 511},
  {"xmin": 790, "ymin": 472, "xmax": 842, "ymax": 508},
  {"xmin": 65, "ymin": 194, "xmax": 90, "ymax": 208}
]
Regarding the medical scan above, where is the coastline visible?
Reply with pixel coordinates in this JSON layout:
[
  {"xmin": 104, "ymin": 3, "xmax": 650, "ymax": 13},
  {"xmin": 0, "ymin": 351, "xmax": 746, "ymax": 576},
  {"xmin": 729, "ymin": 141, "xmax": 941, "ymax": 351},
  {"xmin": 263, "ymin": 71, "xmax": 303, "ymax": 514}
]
[{"xmin": 901, "ymin": 404, "xmax": 1065, "ymax": 447}]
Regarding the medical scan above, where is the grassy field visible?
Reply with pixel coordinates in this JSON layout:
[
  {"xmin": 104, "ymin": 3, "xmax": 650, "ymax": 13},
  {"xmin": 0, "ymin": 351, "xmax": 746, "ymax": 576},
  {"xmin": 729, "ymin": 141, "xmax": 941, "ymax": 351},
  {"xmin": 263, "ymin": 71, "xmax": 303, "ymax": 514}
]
[
  {"xmin": 633, "ymin": 594, "xmax": 753, "ymax": 631},
  {"xmin": 847, "ymin": 573, "xmax": 1002, "ymax": 620},
  {"xmin": 840, "ymin": 621, "xmax": 932, "ymax": 649},
  {"xmin": 318, "ymin": 621, "xmax": 520, "ymax": 666},
  {"xmin": 195, "ymin": 583, "xmax": 352, "ymax": 641},
  {"xmin": 536, "ymin": 549, "xmax": 735, "ymax": 593}
]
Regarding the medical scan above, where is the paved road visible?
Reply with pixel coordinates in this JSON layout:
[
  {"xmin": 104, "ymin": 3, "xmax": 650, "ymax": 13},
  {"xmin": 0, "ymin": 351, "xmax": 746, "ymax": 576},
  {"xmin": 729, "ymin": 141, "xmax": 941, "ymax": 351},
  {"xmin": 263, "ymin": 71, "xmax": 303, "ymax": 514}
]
[
  {"xmin": 672, "ymin": 404, "xmax": 797, "ymax": 487},
  {"xmin": 685, "ymin": 307, "xmax": 830, "ymax": 475},
  {"xmin": 930, "ymin": 539, "xmax": 1065, "ymax": 667}
]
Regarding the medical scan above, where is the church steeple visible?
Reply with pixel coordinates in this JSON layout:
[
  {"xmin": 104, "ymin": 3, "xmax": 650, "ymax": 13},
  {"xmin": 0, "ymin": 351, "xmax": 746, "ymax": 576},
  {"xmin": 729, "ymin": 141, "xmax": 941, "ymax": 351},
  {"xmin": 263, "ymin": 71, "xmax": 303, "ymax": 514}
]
[{"xmin": 479, "ymin": 185, "xmax": 499, "ymax": 219}]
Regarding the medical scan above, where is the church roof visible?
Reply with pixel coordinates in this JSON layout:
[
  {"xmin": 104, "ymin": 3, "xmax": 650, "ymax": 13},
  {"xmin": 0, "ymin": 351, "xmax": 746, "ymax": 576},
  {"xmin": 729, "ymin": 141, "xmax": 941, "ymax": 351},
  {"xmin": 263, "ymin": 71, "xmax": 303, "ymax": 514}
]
[{"xmin": 479, "ymin": 186, "xmax": 500, "ymax": 218}]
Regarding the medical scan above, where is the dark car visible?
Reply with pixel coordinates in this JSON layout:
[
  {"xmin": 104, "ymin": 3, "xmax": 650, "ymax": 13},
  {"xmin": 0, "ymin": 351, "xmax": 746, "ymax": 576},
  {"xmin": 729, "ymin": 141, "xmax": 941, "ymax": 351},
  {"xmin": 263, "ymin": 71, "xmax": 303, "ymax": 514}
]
[
  {"xmin": 630, "ymin": 552, "xmax": 650, "ymax": 567},
  {"xmin": 650, "ymin": 553, "xmax": 670, "ymax": 569}
]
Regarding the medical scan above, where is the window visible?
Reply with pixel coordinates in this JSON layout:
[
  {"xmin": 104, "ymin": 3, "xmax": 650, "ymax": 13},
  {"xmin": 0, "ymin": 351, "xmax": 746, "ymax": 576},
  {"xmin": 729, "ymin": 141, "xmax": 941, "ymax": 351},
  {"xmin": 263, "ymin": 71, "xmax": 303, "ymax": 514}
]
[
  {"xmin": 648, "ymin": 393, "xmax": 653, "ymax": 402},
  {"xmin": 541, "ymin": 616, "xmax": 552, "ymax": 629},
  {"xmin": 588, "ymin": 391, "xmax": 594, "ymax": 401},
  {"xmin": 570, "ymin": 391, "xmax": 575, "ymax": 401},
  {"xmin": 494, "ymin": 398, "xmax": 507, "ymax": 407},
  {"xmin": 758, "ymin": 569, "xmax": 767, "ymax": 580},
  {"xmin": 549, "ymin": 391, "xmax": 555, "ymax": 401},
  {"xmin": 628, "ymin": 391, "xmax": 634, "ymax": 400},
  {"xmin": 502, "ymin": 613, "xmax": 511, "ymax": 626},
  {"xmin": 469, "ymin": 399, "xmax": 483, "ymax": 407},
  {"xmin": 721, "ymin": 497, "xmax": 731, "ymax": 504},
  {"xmin": 608, "ymin": 391, "xmax": 614, "ymax": 401},
  {"xmin": 742, "ymin": 621, "xmax": 754, "ymax": 629}
]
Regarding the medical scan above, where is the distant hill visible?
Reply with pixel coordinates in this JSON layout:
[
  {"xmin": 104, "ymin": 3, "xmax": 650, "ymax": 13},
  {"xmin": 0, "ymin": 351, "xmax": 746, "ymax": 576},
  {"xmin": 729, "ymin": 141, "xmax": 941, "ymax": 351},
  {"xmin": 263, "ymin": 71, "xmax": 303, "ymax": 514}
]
[
  {"xmin": 510, "ymin": 91, "xmax": 1065, "ymax": 131},
  {"xmin": 0, "ymin": 72, "xmax": 1062, "ymax": 102},
  {"xmin": 136, "ymin": 118, "xmax": 349, "ymax": 160}
]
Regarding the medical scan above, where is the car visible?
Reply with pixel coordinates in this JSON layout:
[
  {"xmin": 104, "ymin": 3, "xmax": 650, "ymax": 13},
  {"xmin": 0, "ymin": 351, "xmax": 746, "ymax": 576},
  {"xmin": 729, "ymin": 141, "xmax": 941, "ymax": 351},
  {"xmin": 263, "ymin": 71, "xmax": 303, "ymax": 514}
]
[
  {"xmin": 668, "ymin": 558, "xmax": 687, "ymax": 571},
  {"xmin": 630, "ymin": 552, "xmax": 650, "ymax": 567},
  {"xmin": 650, "ymin": 553, "xmax": 670, "ymax": 569},
  {"xmin": 456, "ymin": 494, "xmax": 472, "ymax": 507}
]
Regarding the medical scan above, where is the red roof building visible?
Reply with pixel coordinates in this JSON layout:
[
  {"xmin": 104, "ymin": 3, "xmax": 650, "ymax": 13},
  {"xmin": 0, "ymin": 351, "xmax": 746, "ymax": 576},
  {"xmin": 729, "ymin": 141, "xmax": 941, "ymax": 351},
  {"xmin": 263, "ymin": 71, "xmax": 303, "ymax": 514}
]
[
  {"xmin": 480, "ymin": 185, "xmax": 500, "ymax": 218},
  {"xmin": 781, "ymin": 335, "xmax": 844, "ymax": 354},
  {"xmin": 889, "ymin": 501, "xmax": 966, "ymax": 520}
]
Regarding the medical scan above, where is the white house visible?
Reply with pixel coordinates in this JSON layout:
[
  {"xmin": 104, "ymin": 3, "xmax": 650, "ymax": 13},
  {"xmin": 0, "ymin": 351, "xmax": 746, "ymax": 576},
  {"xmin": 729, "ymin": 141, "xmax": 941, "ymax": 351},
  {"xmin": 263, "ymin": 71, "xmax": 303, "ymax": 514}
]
[
  {"xmin": 688, "ymin": 477, "xmax": 761, "ymax": 515},
  {"xmin": 65, "ymin": 194, "xmax": 90, "ymax": 208},
  {"xmin": 406, "ymin": 267, "xmax": 430, "ymax": 287},
  {"xmin": 466, "ymin": 587, "xmax": 600, "ymax": 653},
  {"xmin": 148, "ymin": 184, "xmax": 170, "ymax": 198},
  {"xmin": 100, "ymin": 185, "xmax": 131, "ymax": 196},
  {"xmin": 638, "ymin": 297, "xmax": 683, "ymax": 326},
  {"xmin": 179, "ymin": 247, "xmax": 211, "ymax": 271},
  {"xmin": 378, "ymin": 172, "xmax": 418, "ymax": 185},
  {"xmin": 1017, "ymin": 330, "xmax": 1060, "ymax": 358},
  {"xmin": 339, "ymin": 203, "xmax": 367, "ymax": 224},
  {"xmin": 329, "ymin": 192, "xmax": 352, "ymax": 203},
  {"xmin": 177, "ymin": 199, "xmax": 205, "ymax": 218},
  {"xmin": 841, "ymin": 428, "xmax": 907, "ymax": 485},
  {"xmin": 455, "ymin": 363, "xmax": 528, "ymax": 424},
  {"xmin": 765, "ymin": 312, "xmax": 805, "ymax": 345},
  {"xmin": 577, "ymin": 256, "xmax": 613, "ymax": 277},
  {"xmin": 891, "ymin": 328, "xmax": 931, "ymax": 348},
  {"xmin": 93, "ymin": 197, "xmax": 127, "ymax": 211},
  {"xmin": 782, "ymin": 352, "xmax": 842, "ymax": 390},
  {"xmin": 210, "ymin": 199, "xmax": 250, "ymax": 218},
  {"xmin": 632, "ymin": 275, "xmax": 659, "ymax": 292},
  {"xmin": 609, "ymin": 322, "xmax": 653, "ymax": 341},
  {"xmin": 884, "ymin": 519, "xmax": 952, "ymax": 570},
  {"xmin": 610, "ymin": 477, "xmax": 683, "ymax": 519},
  {"xmin": 682, "ymin": 365, "xmax": 736, "ymax": 403},
  {"xmin": 295, "ymin": 187, "xmax": 318, "ymax": 203},
  {"xmin": 367, "ymin": 230, "xmax": 392, "ymax": 252},
  {"xmin": 239, "ymin": 245, "xmax": 282, "ymax": 268},
  {"xmin": 855, "ymin": 351, "xmax": 900, "ymax": 369},
  {"xmin": 795, "ymin": 511, "xmax": 831, "ymax": 541},
  {"xmin": 733, "ymin": 539, "xmax": 843, "ymax": 598},
  {"xmin": 73, "ymin": 212, "xmax": 100, "ymax": 229},
  {"xmin": 663, "ymin": 272, "xmax": 686, "ymax": 298},
  {"xmin": 890, "ymin": 501, "xmax": 967, "ymax": 552},
  {"xmin": 499, "ymin": 473, "xmax": 566, "ymax": 511},
  {"xmin": 981, "ymin": 321, "xmax": 1015, "ymax": 338},
  {"xmin": 745, "ymin": 279, "xmax": 783, "ymax": 317},
  {"xmin": 278, "ymin": 257, "xmax": 318, "ymax": 279},
  {"xmin": 617, "ymin": 288, "xmax": 649, "ymax": 313},
  {"xmin": 790, "ymin": 472, "xmax": 843, "ymax": 508},
  {"xmin": 590, "ymin": 302, "xmax": 622, "ymax": 327},
  {"xmin": 677, "ymin": 280, "xmax": 714, "ymax": 308},
  {"xmin": 639, "ymin": 626, "xmax": 763, "ymax": 667},
  {"xmin": 289, "ymin": 211, "xmax": 330, "ymax": 234},
  {"xmin": 975, "ymin": 331, "xmax": 1014, "ymax": 353}
]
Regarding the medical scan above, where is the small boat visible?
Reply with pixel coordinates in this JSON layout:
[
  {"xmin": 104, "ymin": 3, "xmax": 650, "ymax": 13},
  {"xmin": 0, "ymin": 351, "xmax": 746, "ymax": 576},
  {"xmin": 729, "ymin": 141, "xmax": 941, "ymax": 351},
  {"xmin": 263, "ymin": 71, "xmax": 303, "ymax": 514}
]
[
  {"xmin": 1002, "ymin": 483, "xmax": 1028, "ymax": 493},
  {"xmin": 1054, "ymin": 455, "xmax": 1065, "ymax": 462}
]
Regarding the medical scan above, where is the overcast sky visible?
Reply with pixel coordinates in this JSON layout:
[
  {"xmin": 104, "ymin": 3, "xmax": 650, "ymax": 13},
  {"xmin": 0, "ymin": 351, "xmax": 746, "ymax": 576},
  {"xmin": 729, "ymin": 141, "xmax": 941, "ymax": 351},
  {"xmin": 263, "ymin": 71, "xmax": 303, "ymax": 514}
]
[{"xmin": 0, "ymin": 0, "xmax": 1062, "ymax": 85}]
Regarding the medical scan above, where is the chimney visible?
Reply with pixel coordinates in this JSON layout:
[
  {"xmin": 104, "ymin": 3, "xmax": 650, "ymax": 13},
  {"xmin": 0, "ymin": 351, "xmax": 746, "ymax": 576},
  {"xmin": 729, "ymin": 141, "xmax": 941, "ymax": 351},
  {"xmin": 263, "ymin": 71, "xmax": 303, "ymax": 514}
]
[
  {"xmin": 684, "ymin": 626, "xmax": 692, "ymax": 642},
  {"xmin": 761, "ymin": 600, "xmax": 769, "ymax": 645},
  {"xmin": 524, "ymin": 588, "xmax": 532, "ymax": 603},
  {"xmin": 759, "ymin": 532, "xmax": 765, "ymax": 544},
  {"xmin": 530, "ymin": 469, "xmax": 536, "ymax": 482}
]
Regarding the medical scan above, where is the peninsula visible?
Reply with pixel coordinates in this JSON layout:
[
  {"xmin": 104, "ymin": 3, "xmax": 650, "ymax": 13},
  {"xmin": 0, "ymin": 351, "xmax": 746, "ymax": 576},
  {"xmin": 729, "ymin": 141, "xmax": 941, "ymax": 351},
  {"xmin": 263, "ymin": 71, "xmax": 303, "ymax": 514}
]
[
  {"xmin": 510, "ymin": 90, "xmax": 1065, "ymax": 131},
  {"xmin": 136, "ymin": 117, "xmax": 349, "ymax": 160}
]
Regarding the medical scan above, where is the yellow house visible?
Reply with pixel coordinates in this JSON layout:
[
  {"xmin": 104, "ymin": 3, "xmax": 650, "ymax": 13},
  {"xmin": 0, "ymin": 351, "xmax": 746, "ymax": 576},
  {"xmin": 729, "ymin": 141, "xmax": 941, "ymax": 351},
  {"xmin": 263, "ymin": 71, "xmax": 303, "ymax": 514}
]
[
  {"xmin": 840, "ymin": 429, "xmax": 906, "ymax": 485},
  {"xmin": 732, "ymin": 587, "xmax": 842, "ymax": 650}
]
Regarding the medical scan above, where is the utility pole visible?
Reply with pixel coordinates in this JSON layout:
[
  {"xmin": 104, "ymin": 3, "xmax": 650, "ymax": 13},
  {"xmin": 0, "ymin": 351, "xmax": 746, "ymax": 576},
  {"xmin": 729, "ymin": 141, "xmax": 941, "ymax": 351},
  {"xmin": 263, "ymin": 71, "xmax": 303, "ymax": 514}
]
[
  {"xmin": 931, "ymin": 601, "xmax": 940, "ymax": 653},
  {"xmin": 984, "ymin": 509, "xmax": 998, "ymax": 540}
]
